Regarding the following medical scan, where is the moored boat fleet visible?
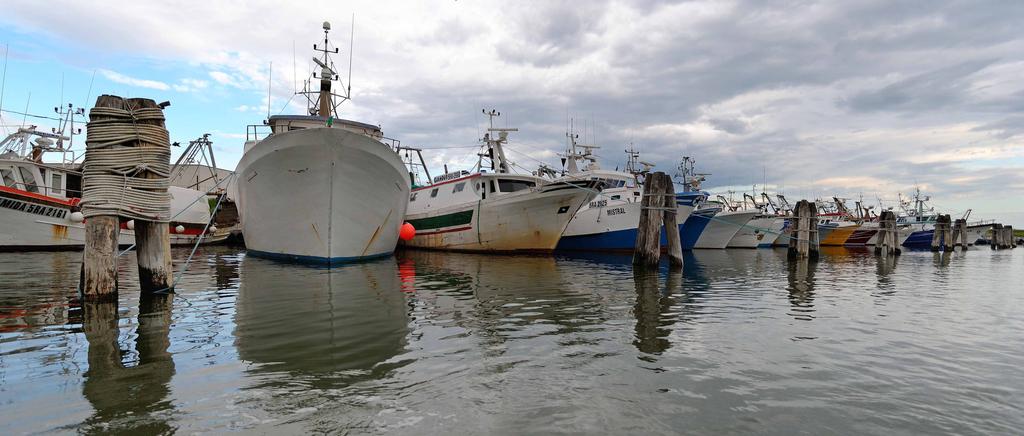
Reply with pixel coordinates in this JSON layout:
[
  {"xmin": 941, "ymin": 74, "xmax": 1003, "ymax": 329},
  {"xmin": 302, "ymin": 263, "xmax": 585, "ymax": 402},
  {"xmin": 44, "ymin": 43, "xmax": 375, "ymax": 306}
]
[{"xmin": 0, "ymin": 22, "xmax": 1012, "ymax": 261}]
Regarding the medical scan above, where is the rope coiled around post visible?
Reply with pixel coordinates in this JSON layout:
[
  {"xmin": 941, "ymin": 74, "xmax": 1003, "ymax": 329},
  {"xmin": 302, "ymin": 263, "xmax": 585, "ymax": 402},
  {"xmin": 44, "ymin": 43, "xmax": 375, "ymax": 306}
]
[{"xmin": 80, "ymin": 106, "xmax": 172, "ymax": 222}]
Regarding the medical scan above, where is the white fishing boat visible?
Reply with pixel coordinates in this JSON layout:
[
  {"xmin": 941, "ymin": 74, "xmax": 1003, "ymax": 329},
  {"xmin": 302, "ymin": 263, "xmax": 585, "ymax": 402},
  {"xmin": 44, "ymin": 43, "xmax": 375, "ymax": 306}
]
[
  {"xmin": 725, "ymin": 191, "xmax": 786, "ymax": 248},
  {"xmin": 0, "ymin": 126, "xmax": 229, "ymax": 249},
  {"xmin": 891, "ymin": 189, "xmax": 993, "ymax": 248},
  {"xmin": 728, "ymin": 216, "xmax": 786, "ymax": 248},
  {"xmin": 692, "ymin": 202, "xmax": 757, "ymax": 249},
  {"xmin": 235, "ymin": 22, "xmax": 410, "ymax": 264},
  {"xmin": 554, "ymin": 145, "xmax": 695, "ymax": 251},
  {"xmin": 401, "ymin": 110, "xmax": 600, "ymax": 252}
]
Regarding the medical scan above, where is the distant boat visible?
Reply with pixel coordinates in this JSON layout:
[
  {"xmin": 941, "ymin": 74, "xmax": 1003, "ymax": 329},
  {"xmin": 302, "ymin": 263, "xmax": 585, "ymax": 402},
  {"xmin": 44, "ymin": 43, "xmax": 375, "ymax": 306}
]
[
  {"xmin": 894, "ymin": 190, "xmax": 993, "ymax": 248},
  {"xmin": 692, "ymin": 203, "xmax": 758, "ymax": 249},
  {"xmin": 235, "ymin": 22, "xmax": 410, "ymax": 264},
  {"xmin": 555, "ymin": 145, "xmax": 696, "ymax": 251},
  {"xmin": 728, "ymin": 215, "xmax": 786, "ymax": 248},
  {"xmin": 723, "ymin": 191, "xmax": 786, "ymax": 248},
  {"xmin": 401, "ymin": 110, "xmax": 599, "ymax": 252}
]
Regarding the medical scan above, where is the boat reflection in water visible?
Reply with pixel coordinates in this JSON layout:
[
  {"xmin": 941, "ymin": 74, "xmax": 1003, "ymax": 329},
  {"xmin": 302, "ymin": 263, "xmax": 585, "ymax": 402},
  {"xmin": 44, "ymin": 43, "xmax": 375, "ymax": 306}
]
[{"xmin": 233, "ymin": 255, "xmax": 411, "ymax": 400}]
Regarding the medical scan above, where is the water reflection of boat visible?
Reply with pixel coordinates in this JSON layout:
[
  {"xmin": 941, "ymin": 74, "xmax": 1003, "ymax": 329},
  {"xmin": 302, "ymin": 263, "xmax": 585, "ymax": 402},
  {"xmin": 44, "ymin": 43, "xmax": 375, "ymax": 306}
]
[{"xmin": 234, "ymin": 255, "xmax": 409, "ymax": 384}]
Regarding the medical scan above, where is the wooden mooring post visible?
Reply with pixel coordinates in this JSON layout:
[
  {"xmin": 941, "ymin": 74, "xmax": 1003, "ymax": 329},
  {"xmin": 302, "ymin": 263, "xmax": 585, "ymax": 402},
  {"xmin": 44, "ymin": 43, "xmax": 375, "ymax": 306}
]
[
  {"xmin": 787, "ymin": 200, "xmax": 818, "ymax": 260},
  {"xmin": 991, "ymin": 224, "xmax": 1005, "ymax": 249},
  {"xmin": 930, "ymin": 214, "xmax": 953, "ymax": 252},
  {"xmin": 1005, "ymin": 225, "xmax": 1017, "ymax": 249},
  {"xmin": 874, "ymin": 210, "xmax": 901, "ymax": 256},
  {"xmin": 80, "ymin": 95, "xmax": 173, "ymax": 299},
  {"xmin": 951, "ymin": 218, "xmax": 969, "ymax": 250},
  {"xmin": 633, "ymin": 172, "xmax": 683, "ymax": 269}
]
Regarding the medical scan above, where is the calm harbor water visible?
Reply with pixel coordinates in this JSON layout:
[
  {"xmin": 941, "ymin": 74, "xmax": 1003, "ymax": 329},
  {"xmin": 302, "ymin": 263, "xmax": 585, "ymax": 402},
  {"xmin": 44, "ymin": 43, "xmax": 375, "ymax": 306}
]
[{"xmin": 1, "ymin": 246, "xmax": 1022, "ymax": 434}]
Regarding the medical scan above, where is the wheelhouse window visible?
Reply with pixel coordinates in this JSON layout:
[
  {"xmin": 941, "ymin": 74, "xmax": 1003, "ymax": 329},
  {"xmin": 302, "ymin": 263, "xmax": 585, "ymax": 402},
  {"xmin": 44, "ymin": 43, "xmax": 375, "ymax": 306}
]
[
  {"xmin": 410, "ymin": 192, "xmax": 418, "ymax": 202},
  {"xmin": 0, "ymin": 168, "xmax": 15, "ymax": 187},
  {"xmin": 17, "ymin": 167, "xmax": 39, "ymax": 193},
  {"xmin": 51, "ymin": 173, "xmax": 63, "ymax": 195},
  {"xmin": 611, "ymin": 195, "xmax": 621, "ymax": 200},
  {"xmin": 497, "ymin": 179, "xmax": 535, "ymax": 193},
  {"xmin": 453, "ymin": 182, "xmax": 466, "ymax": 193},
  {"xmin": 430, "ymin": 188, "xmax": 439, "ymax": 198}
]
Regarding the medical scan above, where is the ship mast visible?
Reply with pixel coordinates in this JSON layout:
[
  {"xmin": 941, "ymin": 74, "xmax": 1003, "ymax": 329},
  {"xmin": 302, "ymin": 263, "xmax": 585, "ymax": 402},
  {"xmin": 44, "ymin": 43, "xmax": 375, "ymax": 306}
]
[
  {"xmin": 301, "ymin": 20, "xmax": 352, "ymax": 119},
  {"xmin": 480, "ymin": 109, "xmax": 516, "ymax": 174}
]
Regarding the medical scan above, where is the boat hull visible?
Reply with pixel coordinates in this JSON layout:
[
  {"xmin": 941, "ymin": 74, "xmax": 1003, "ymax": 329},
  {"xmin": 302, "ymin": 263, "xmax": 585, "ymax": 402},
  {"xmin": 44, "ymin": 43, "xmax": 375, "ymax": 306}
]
[
  {"xmin": 728, "ymin": 216, "xmax": 785, "ymax": 248},
  {"xmin": 820, "ymin": 224, "xmax": 859, "ymax": 246},
  {"xmin": 557, "ymin": 192, "xmax": 696, "ymax": 251},
  {"xmin": 404, "ymin": 190, "xmax": 591, "ymax": 252},
  {"xmin": 0, "ymin": 186, "xmax": 229, "ymax": 250},
  {"xmin": 236, "ymin": 128, "xmax": 410, "ymax": 264},
  {"xmin": 403, "ymin": 184, "xmax": 593, "ymax": 252},
  {"xmin": 694, "ymin": 210, "xmax": 757, "ymax": 249},
  {"xmin": 900, "ymin": 224, "xmax": 991, "ymax": 249}
]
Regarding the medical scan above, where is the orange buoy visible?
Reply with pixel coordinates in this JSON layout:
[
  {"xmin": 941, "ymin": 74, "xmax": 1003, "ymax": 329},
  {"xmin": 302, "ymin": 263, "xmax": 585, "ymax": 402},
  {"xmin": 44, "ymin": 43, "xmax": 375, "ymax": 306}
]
[{"xmin": 400, "ymin": 222, "xmax": 416, "ymax": 241}]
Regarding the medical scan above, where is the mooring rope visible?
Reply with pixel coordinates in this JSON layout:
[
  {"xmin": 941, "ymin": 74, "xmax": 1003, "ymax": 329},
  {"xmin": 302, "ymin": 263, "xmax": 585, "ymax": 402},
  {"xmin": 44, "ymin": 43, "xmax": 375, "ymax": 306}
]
[{"xmin": 81, "ymin": 106, "xmax": 171, "ymax": 222}]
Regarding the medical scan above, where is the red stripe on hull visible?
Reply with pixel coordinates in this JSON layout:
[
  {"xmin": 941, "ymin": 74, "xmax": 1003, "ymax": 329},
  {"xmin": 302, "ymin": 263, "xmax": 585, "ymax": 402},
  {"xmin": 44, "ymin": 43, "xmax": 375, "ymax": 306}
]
[
  {"xmin": 0, "ymin": 186, "xmax": 80, "ymax": 208},
  {"xmin": 845, "ymin": 229, "xmax": 877, "ymax": 245}
]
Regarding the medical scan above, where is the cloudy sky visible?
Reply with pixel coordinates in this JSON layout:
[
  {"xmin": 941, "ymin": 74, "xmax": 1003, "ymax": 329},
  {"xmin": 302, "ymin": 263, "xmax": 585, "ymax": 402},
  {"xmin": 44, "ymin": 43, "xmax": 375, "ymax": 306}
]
[{"xmin": 1, "ymin": 0, "xmax": 1022, "ymax": 224}]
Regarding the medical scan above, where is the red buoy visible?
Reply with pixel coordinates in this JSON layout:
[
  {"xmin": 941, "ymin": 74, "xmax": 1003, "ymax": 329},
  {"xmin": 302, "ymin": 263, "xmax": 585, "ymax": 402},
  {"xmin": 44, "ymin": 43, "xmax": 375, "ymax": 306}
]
[{"xmin": 400, "ymin": 222, "xmax": 416, "ymax": 241}]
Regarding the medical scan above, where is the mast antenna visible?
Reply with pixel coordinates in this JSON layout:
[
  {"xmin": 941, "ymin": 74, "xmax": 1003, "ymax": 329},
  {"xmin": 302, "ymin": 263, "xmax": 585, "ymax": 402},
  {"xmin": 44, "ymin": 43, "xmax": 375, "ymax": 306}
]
[
  {"xmin": 266, "ymin": 61, "xmax": 272, "ymax": 120},
  {"xmin": 348, "ymin": 14, "xmax": 354, "ymax": 98},
  {"xmin": 0, "ymin": 43, "xmax": 7, "ymax": 135}
]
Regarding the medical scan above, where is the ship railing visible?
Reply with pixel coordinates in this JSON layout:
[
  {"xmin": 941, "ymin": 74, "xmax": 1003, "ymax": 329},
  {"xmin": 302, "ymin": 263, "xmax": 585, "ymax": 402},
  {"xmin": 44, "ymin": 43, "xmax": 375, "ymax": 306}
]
[
  {"xmin": 381, "ymin": 136, "xmax": 401, "ymax": 152},
  {"xmin": 246, "ymin": 124, "xmax": 272, "ymax": 142}
]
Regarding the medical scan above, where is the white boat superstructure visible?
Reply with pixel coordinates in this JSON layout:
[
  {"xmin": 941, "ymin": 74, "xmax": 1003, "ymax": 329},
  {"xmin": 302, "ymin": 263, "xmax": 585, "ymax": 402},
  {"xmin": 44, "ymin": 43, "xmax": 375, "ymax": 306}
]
[
  {"xmin": 401, "ymin": 110, "xmax": 599, "ymax": 252},
  {"xmin": 235, "ymin": 22, "xmax": 410, "ymax": 263}
]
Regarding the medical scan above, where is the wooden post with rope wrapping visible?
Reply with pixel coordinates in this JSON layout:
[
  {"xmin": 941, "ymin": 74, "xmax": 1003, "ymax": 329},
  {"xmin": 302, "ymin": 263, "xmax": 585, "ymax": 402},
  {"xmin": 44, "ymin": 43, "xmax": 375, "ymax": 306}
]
[
  {"xmin": 80, "ymin": 95, "xmax": 173, "ymax": 297},
  {"xmin": 951, "ymin": 218, "xmax": 968, "ymax": 250},
  {"xmin": 634, "ymin": 172, "xmax": 667, "ymax": 268},
  {"xmin": 661, "ymin": 174, "xmax": 683, "ymax": 269},
  {"xmin": 788, "ymin": 200, "xmax": 818, "ymax": 260},
  {"xmin": 875, "ymin": 210, "xmax": 901, "ymax": 256},
  {"xmin": 633, "ymin": 172, "xmax": 681, "ymax": 269},
  {"xmin": 930, "ymin": 214, "xmax": 952, "ymax": 252}
]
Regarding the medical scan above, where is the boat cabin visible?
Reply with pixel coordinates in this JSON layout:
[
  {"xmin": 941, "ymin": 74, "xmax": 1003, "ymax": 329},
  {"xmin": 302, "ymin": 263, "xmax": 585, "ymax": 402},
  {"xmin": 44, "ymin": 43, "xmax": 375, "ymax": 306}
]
[
  {"xmin": 0, "ymin": 153, "xmax": 81, "ymax": 201},
  {"xmin": 409, "ymin": 172, "xmax": 545, "ymax": 210},
  {"xmin": 244, "ymin": 115, "xmax": 387, "ymax": 154}
]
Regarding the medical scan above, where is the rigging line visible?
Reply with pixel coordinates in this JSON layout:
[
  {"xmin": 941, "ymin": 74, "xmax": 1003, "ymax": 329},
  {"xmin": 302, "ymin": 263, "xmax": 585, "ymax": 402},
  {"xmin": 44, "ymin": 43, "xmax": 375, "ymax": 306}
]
[
  {"xmin": 348, "ymin": 13, "xmax": 355, "ymax": 97},
  {"xmin": 84, "ymin": 70, "xmax": 96, "ymax": 109},
  {"xmin": 276, "ymin": 93, "xmax": 297, "ymax": 115},
  {"xmin": 21, "ymin": 92, "xmax": 30, "ymax": 128},
  {"xmin": 0, "ymin": 43, "xmax": 7, "ymax": 136}
]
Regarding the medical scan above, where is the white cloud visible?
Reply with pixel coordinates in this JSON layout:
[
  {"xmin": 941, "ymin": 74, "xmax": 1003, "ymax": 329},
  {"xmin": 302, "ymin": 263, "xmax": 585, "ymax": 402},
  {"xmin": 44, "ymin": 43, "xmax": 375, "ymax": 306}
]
[{"xmin": 98, "ymin": 69, "xmax": 170, "ymax": 91}]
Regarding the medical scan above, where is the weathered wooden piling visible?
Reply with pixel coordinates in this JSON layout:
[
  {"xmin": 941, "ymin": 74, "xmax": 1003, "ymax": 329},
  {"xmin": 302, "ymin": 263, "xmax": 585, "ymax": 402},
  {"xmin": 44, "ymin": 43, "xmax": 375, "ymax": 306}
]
[
  {"xmin": 991, "ymin": 224, "xmax": 1003, "ymax": 249},
  {"xmin": 787, "ymin": 200, "xmax": 818, "ymax": 260},
  {"xmin": 951, "ymin": 218, "xmax": 969, "ymax": 250},
  {"xmin": 930, "ymin": 214, "xmax": 952, "ymax": 252},
  {"xmin": 661, "ymin": 174, "xmax": 683, "ymax": 268},
  {"xmin": 874, "ymin": 210, "xmax": 901, "ymax": 256},
  {"xmin": 633, "ymin": 172, "xmax": 681, "ymax": 269},
  {"xmin": 1007, "ymin": 225, "xmax": 1016, "ymax": 249},
  {"xmin": 80, "ymin": 95, "xmax": 173, "ymax": 298}
]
